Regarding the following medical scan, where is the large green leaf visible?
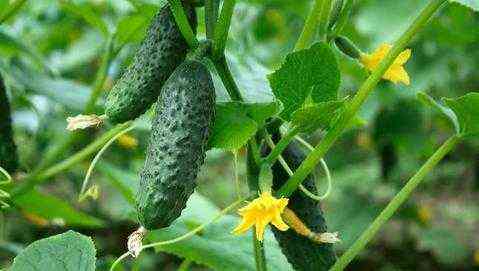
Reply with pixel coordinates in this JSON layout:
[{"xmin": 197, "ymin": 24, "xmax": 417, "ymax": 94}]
[
  {"xmin": 149, "ymin": 193, "xmax": 293, "ymax": 271},
  {"xmin": 10, "ymin": 231, "xmax": 96, "ymax": 271},
  {"xmin": 451, "ymin": 0, "xmax": 479, "ymax": 11},
  {"xmin": 291, "ymin": 100, "xmax": 344, "ymax": 133},
  {"xmin": 443, "ymin": 92, "xmax": 479, "ymax": 136},
  {"xmin": 209, "ymin": 102, "xmax": 280, "ymax": 150},
  {"xmin": 13, "ymin": 190, "xmax": 104, "ymax": 228},
  {"xmin": 268, "ymin": 42, "xmax": 340, "ymax": 120}
]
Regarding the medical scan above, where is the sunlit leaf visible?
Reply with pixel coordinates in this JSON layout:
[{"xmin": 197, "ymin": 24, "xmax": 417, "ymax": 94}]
[{"xmin": 268, "ymin": 42, "xmax": 340, "ymax": 120}]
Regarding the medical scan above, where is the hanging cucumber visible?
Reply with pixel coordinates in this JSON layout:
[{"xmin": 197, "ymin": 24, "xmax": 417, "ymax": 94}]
[
  {"xmin": 136, "ymin": 59, "xmax": 215, "ymax": 230},
  {"xmin": 105, "ymin": 2, "xmax": 197, "ymax": 124},
  {"xmin": 0, "ymin": 73, "xmax": 18, "ymax": 173},
  {"xmin": 263, "ymin": 133, "xmax": 336, "ymax": 271}
]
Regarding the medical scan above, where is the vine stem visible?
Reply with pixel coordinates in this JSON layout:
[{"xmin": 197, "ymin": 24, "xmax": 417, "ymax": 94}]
[
  {"xmin": 262, "ymin": 127, "xmax": 300, "ymax": 166},
  {"xmin": 277, "ymin": 0, "xmax": 448, "ymax": 197},
  {"xmin": 212, "ymin": 55, "xmax": 243, "ymax": 101},
  {"xmin": 167, "ymin": 0, "xmax": 198, "ymax": 48},
  {"xmin": 329, "ymin": 0, "xmax": 354, "ymax": 39},
  {"xmin": 317, "ymin": 0, "xmax": 333, "ymax": 42},
  {"xmin": 295, "ymin": 0, "xmax": 328, "ymax": 51},
  {"xmin": 0, "ymin": 0, "xmax": 27, "ymax": 24},
  {"xmin": 213, "ymin": 0, "xmax": 236, "ymax": 59},
  {"xmin": 253, "ymin": 228, "xmax": 268, "ymax": 271},
  {"xmin": 331, "ymin": 135, "xmax": 461, "ymax": 270},
  {"xmin": 11, "ymin": 122, "xmax": 133, "ymax": 197},
  {"xmin": 205, "ymin": 0, "xmax": 219, "ymax": 40}
]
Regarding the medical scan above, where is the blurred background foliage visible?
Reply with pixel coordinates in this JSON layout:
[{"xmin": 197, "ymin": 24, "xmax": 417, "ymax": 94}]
[{"xmin": 0, "ymin": 0, "xmax": 478, "ymax": 270}]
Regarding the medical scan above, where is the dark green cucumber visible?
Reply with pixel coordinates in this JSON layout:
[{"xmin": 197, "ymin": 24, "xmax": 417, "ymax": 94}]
[
  {"xmin": 262, "ymin": 134, "xmax": 336, "ymax": 271},
  {"xmin": 105, "ymin": 2, "xmax": 197, "ymax": 124},
  {"xmin": 0, "ymin": 73, "xmax": 18, "ymax": 173},
  {"xmin": 136, "ymin": 60, "xmax": 215, "ymax": 230}
]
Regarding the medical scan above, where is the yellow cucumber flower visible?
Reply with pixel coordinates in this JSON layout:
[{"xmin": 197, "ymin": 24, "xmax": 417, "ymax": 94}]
[
  {"xmin": 360, "ymin": 43, "xmax": 411, "ymax": 85},
  {"xmin": 117, "ymin": 134, "xmax": 138, "ymax": 149},
  {"xmin": 232, "ymin": 192, "xmax": 289, "ymax": 241}
]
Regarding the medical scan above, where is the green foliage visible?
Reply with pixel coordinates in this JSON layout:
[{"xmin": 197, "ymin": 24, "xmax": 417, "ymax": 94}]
[
  {"xmin": 10, "ymin": 231, "xmax": 96, "ymax": 271},
  {"xmin": 451, "ymin": 0, "xmax": 479, "ymax": 11},
  {"xmin": 149, "ymin": 193, "xmax": 293, "ymax": 271},
  {"xmin": 268, "ymin": 42, "xmax": 340, "ymax": 120},
  {"xmin": 443, "ymin": 92, "xmax": 479, "ymax": 136},
  {"xmin": 291, "ymin": 100, "xmax": 344, "ymax": 133},
  {"xmin": 209, "ymin": 102, "xmax": 280, "ymax": 150},
  {"xmin": 13, "ymin": 190, "xmax": 104, "ymax": 227}
]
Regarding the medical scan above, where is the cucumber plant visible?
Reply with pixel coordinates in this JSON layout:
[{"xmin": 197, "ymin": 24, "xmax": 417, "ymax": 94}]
[{"xmin": 2, "ymin": 0, "xmax": 479, "ymax": 271}]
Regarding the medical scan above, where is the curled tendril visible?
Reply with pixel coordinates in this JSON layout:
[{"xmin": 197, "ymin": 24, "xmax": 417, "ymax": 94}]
[
  {"xmin": 264, "ymin": 134, "xmax": 332, "ymax": 201},
  {"xmin": 79, "ymin": 124, "xmax": 136, "ymax": 201},
  {"xmin": 109, "ymin": 197, "xmax": 246, "ymax": 271}
]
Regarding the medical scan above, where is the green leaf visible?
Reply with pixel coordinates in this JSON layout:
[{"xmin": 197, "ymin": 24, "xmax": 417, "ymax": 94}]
[
  {"xmin": 450, "ymin": 0, "xmax": 479, "ymax": 11},
  {"xmin": 13, "ymin": 190, "xmax": 104, "ymax": 228},
  {"xmin": 443, "ymin": 92, "xmax": 479, "ymax": 136},
  {"xmin": 60, "ymin": 2, "xmax": 110, "ymax": 36},
  {"xmin": 114, "ymin": 12, "xmax": 156, "ymax": 48},
  {"xmin": 209, "ymin": 102, "xmax": 279, "ymax": 151},
  {"xmin": 291, "ymin": 100, "xmax": 344, "ymax": 133},
  {"xmin": 149, "ymin": 193, "xmax": 293, "ymax": 271},
  {"xmin": 10, "ymin": 231, "xmax": 96, "ymax": 271},
  {"xmin": 417, "ymin": 92, "xmax": 460, "ymax": 133},
  {"xmin": 268, "ymin": 42, "xmax": 340, "ymax": 120}
]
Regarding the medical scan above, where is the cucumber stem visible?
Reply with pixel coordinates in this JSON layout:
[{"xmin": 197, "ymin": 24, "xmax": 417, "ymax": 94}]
[
  {"xmin": 331, "ymin": 135, "xmax": 461, "ymax": 270},
  {"xmin": 167, "ymin": 0, "xmax": 199, "ymax": 48},
  {"xmin": 213, "ymin": 0, "xmax": 236, "ymax": 59},
  {"xmin": 205, "ymin": 0, "xmax": 219, "ymax": 40},
  {"xmin": 277, "ymin": 0, "xmax": 448, "ymax": 197}
]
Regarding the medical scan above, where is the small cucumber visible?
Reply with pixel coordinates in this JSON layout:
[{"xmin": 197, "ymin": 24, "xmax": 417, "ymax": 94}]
[
  {"xmin": 136, "ymin": 60, "xmax": 215, "ymax": 230},
  {"xmin": 263, "ymin": 133, "xmax": 336, "ymax": 271},
  {"xmin": 105, "ymin": 2, "xmax": 197, "ymax": 124},
  {"xmin": 0, "ymin": 74, "xmax": 18, "ymax": 173}
]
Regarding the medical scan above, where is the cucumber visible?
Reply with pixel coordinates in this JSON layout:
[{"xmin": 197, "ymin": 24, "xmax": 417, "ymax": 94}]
[
  {"xmin": 263, "ymin": 133, "xmax": 336, "ymax": 271},
  {"xmin": 136, "ymin": 60, "xmax": 215, "ymax": 230},
  {"xmin": 105, "ymin": 2, "xmax": 197, "ymax": 124},
  {"xmin": 0, "ymin": 73, "xmax": 18, "ymax": 173}
]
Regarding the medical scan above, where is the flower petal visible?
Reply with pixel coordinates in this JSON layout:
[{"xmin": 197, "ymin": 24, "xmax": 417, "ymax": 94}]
[
  {"xmin": 232, "ymin": 218, "xmax": 255, "ymax": 235},
  {"xmin": 395, "ymin": 49, "xmax": 411, "ymax": 65},
  {"xmin": 271, "ymin": 214, "xmax": 289, "ymax": 231}
]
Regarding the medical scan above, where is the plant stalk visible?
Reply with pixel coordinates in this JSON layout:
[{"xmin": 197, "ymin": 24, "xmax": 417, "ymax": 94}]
[
  {"xmin": 278, "ymin": 0, "xmax": 448, "ymax": 197},
  {"xmin": 212, "ymin": 55, "xmax": 243, "ymax": 101},
  {"xmin": 167, "ymin": 0, "xmax": 198, "ymax": 48},
  {"xmin": 331, "ymin": 135, "xmax": 461, "ymax": 270},
  {"xmin": 262, "ymin": 127, "xmax": 300, "ymax": 166},
  {"xmin": 295, "ymin": 0, "xmax": 327, "ymax": 51},
  {"xmin": 205, "ymin": 0, "xmax": 219, "ymax": 40},
  {"xmin": 213, "ymin": 0, "xmax": 236, "ymax": 59},
  {"xmin": 317, "ymin": 0, "xmax": 333, "ymax": 42}
]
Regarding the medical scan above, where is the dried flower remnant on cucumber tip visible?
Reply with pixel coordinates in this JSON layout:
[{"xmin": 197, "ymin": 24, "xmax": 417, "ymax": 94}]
[
  {"xmin": 282, "ymin": 208, "xmax": 340, "ymax": 244},
  {"xmin": 360, "ymin": 43, "xmax": 411, "ymax": 85},
  {"xmin": 66, "ymin": 114, "xmax": 106, "ymax": 131},
  {"xmin": 232, "ymin": 191, "xmax": 289, "ymax": 241}
]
